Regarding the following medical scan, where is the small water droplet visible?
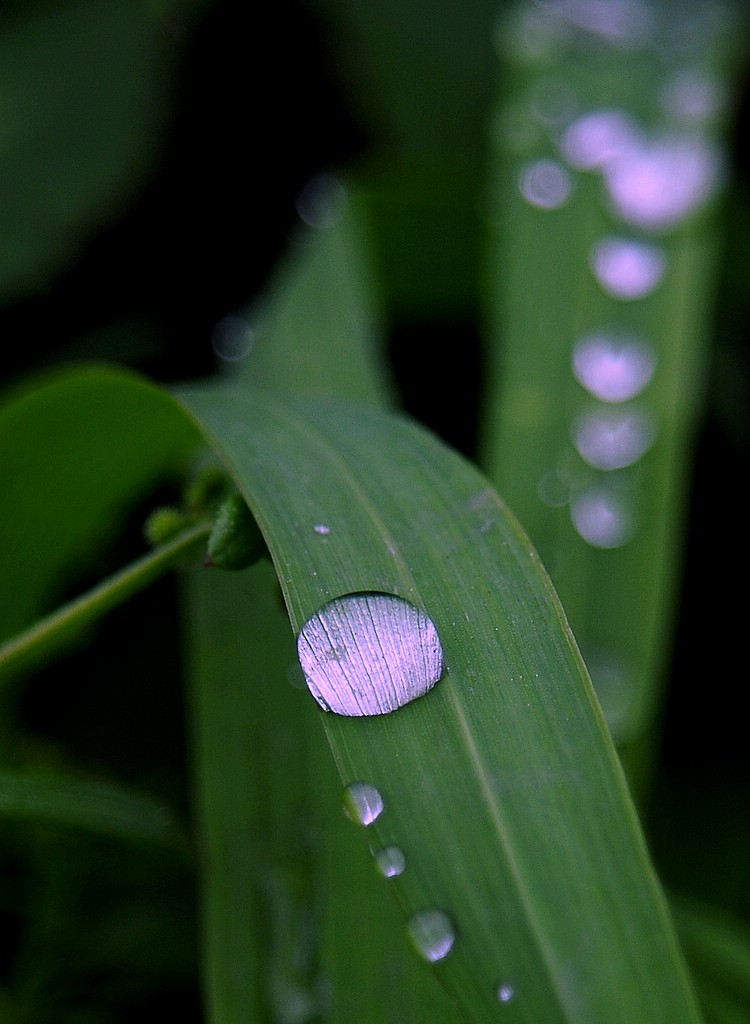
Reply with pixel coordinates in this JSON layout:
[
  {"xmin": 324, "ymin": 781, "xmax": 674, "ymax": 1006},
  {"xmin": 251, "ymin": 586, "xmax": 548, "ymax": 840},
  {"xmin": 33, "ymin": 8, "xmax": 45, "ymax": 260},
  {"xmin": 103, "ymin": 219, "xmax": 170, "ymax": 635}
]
[
  {"xmin": 211, "ymin": 314, "xmax": 254, "ymax": 362},
  {"xmin": 298, "ymin": 593, "xmax": 444, "ymax": 716},
  {"xmin": 519, "ymin": 158, "xmax": 573, "ymax": 210},
  {"xmin": 497, "ymin": 982, "xmax": 515, "ymax": 1003},
  {"xmin": 407, "ymin": 909, "xmax": 456, "ymax": 963},
  {"xmin": 529, "ymin": 77, "xmax": 578, "ymax": 126},
  {"xmin": 571, "ymin": 488, "xmax": 634, "ymax": 548},
  {"xmin": 539, "ymin": 0, "xmax": 654, "ymax": 48},
  {"xmin": 374, "ymin": 845, "xmax": 406, "ymax": 878},
  {"xmin": 661, "ymin": 69, "xmax": 724, "ymax": 124},
  {"xmin": 573, "ymin": 334, "xmax": 656, "ymax": 402},
  {"xmin": 295, "ymin": 172, "xmax": 348, "ymax": 229},
  {"xmin": 591, "ymin": 237, "xmax": 666, "ymax": 300},
  {"xmin": 561, "ymin": 108, "xmax": 641, "ymax": 170},
  {"xmin": 573, "ymin": 407, "xmax": 656, "ymax": 470},
  {"xmin": 313, "ymin": 523, "xmax": 331, "ymax": 536},
  {"xmin": 342, "ymin": 783, "xmax": 384, "ymax": 827},
  {"xmin": 537, "ymin": 468, "xmax": 570, "ymax": 507}
]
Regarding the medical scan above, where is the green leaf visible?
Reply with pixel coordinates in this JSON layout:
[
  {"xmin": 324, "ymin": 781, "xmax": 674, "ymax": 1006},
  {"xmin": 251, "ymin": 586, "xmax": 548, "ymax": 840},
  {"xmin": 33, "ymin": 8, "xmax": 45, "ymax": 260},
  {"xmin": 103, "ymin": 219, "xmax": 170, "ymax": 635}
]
[
  {"xmin": 0, "ymin": 364, "xmax": 200, "ymax": 646},
  {"xmin": 185, "ymin": 203, "xmax": 460, "ymax": 1023},
  {"xmin": 175, "ymin": 381, "xmax": 701, "ymax": 1024},
  {"xmin": 0, "ymin": 0, "xmax": 202, "ymax": 305},
  {"xmin": 478, "ymin": 1, "xmax": 744, "ymax": 789},
  {"xmin": 0, "ymin": 769, "xmax": 184, "ymax": 846}
]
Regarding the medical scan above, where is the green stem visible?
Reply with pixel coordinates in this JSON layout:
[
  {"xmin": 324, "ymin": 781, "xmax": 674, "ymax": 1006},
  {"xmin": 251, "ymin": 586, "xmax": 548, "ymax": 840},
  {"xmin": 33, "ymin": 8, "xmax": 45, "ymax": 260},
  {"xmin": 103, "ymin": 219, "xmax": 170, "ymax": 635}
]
[{"xmin": 0, "ymin": 521, "xmax": 211, "ymax": 685}]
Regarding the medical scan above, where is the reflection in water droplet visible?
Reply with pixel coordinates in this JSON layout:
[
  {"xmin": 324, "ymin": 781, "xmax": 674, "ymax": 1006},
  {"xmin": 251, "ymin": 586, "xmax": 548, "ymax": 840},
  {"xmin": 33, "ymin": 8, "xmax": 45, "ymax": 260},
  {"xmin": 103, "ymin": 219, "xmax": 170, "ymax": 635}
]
[
  {"xmin": 407, "ymin": 909, "xmax": 456, "ymax": 963},
  {"xmin": 298, "ymin": 593, "xmax": 443, "ymax": 716},
  {"xmin": 591, "ymin": 237, "xmax": 666, "ymax": 299},
  {"xmin": 571, "ymin": 489, "xmax": 633, "ymax": 548},
  {"xmin": 561, "ymin": 108, "xmax": 640, "ymax": 170},
  {"xmin": 573, "ymin": 334, "xmax": 656, "ymax": 402},
  {"xmin": 374, "ymin": 845, "xmax": 406, "ymax": 878},
  {"xmin": 342, "ymin": 783, "xmax": 384, "ymax": 827},
  {"xmin": 497, "ymin": 982, "xmax": 515, "ymax": 1003},
  {"xmin": 574, "ymin": 407, "xmax": 656, "ymax": 470},
  {"xmin": 604, "ymin": 135, "xmax": 722, "ymax": 230},
  {"xmin": 519, "ymin": 159, "xmax": 573, "ymax": 210}
]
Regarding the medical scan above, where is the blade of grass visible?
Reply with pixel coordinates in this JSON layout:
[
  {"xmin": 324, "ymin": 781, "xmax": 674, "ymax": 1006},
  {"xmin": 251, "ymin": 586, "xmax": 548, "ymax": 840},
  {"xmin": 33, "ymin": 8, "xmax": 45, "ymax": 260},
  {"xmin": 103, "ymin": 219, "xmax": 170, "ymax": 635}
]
[
  {"xmin": 184, "ymin": 202, "xmax": 460, "ymax": 1022},
  {"xmin": 175, "ymin": 381, "xmax": 702, "ymax": 1024},
  {"xmin": 479, "ymin": 2, "xmax": 744, "ymax": 790},
  {"xmin": 0, "ymin": 770, "xmax": 185, "ymax": 847}
]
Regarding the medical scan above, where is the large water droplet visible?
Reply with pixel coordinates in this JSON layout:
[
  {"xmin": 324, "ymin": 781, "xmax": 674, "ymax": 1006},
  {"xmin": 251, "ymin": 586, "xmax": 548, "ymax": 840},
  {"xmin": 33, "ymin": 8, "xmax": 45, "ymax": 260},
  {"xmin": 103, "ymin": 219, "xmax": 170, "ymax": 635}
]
[
  {"xmin": 298, "ymin": 593, "xmax": 443, "ymax": 716},
  {"xmin": 519, "ymin": 158, "xmax": 573, "ymax": 210},
  {"xmin": 407, "ymin": 909, "xmax": 456, "ymax": 963},
  {"xmin": 573, "ymin": 407, "xmax": 656, "ymax": 470},
  {"xmin": 342, "ymin": 783, "xmax": 384, "ymax": 827},
  {"xmin": 572, "ymin": 334, "xmax": 656, "ymax": 402},
  {"xmin": 374, "ymin": 845, "xmax": 406, "ymax": 879},
  {"xmin": 591, "ymin": 237, "xmax": 666, "ymax": 299},
  {"xmin": 603, "ymin": 134, "xmax": 722, "ymax": 230}
]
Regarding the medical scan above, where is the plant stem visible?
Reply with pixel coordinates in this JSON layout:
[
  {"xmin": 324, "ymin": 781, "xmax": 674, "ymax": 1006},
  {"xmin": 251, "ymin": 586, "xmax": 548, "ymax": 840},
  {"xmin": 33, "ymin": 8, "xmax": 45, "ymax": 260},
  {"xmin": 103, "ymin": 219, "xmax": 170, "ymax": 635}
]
[{"xmin": 0, "ymin": 521, "xmax": 211, "ymax": 685}]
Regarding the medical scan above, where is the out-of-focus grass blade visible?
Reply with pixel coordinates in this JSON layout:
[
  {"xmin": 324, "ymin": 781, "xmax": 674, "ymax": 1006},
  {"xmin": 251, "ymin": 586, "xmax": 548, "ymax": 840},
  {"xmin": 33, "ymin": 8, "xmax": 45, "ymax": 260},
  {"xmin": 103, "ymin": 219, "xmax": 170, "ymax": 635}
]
[
  {"xmin": 230, "ymin": 189, "xmax": 392, "ymax": 405},
  {"xmin": 0, "ymin": 770, "xmax": 184, "ymax": 847},
  {"xmin": 175, "ymin": 381, "xmax": 701, "ymax": 1024},
  {"xmin": 673, "ymin": 898, "xmax": 750, "ymax": 1024},
  {"xmin": 480, "ymin": 2, "xmax": 744, "ymax": 783}
]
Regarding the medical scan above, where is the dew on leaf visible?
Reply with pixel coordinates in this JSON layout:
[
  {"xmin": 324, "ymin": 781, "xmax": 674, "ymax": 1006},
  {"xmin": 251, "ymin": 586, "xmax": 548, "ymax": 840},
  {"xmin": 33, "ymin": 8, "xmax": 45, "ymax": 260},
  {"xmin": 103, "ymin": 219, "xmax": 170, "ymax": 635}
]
[
  {"xmin": 298, "ymin": 593, "xmax": 443, "ymax": 716},
  {"xmin": 374, "ymin": 845, "xmax": 406, "ymax": 879},
  {"xmin": 407, "ymin": 909, "xmax": 456, "ymax": 963},
  {"xmin": 572, "ymin": 334, "xmax": 656, "ymax": 402},
  {"xmin": 342, "ymin": 783, "xmax": 384, "ymax": 827}
]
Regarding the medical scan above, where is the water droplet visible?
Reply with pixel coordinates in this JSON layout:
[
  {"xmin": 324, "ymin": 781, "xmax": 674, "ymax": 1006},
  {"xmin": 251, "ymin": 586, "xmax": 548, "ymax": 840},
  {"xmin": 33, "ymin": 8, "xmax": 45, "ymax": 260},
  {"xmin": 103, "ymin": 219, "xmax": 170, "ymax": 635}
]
[
  {"xmin": 313, "ymin": 523, "xmax": 331, "ymax": 536},
  {"xmin": 497, "ymin": 982, "xmax": 515, "ymax": 1003},
  {"xmin": 571, "ymin": 488, "xmax": 634, "ymax": 548},
  {"xmin": 572, "ymin": 334, "xmax": 656, "ymax": 402},
  {"xmin": 529, "ymin": 77, "xmax": 577, "ymax": 126},
  {"xmin": 342, "ymin": 783, "xmax": 384, "ymax": 827},
  {"xmin": 297, "ymin": 593, "xmax": 443, "ymax": 716},
  {"xmin": 407, "ymin": 909, "xmax": 456, "ymax": 963},
  {"xmin": 211, "ymin": 314, "xmax": 254, "ymax": 362},
  {"xmin": 661, "ymin": 69, "xmax": 724, "ymax": 124},
  {"xmin": 537, "ymin": 468, "xmax": 570, "ymax": 507},
  {"xmin": 539, "ymin": 0, "xmax": 654, "ymax": 48},
  {"xmin": 374, "ymin": 845, "xmax": 406, "ymax": 878},
  {"xmin": 573, "ymin": 407, "xmax": 656, "ymax": 470},
  {"xmin": 603, "ymin": 134, "xmax": 722, "ymax": 230},
  {"xmin": 561, "ymin": 108, "xmax": 641, "ymax": 170},
  {"xmin": 295, "ymin": 172, "xmax": 348, "ymax": 230},
  {"xmin": 591, "ymin": 237, "xmax": 666, "ymax": 300},
  {"xmin": 519, "ymin": 159, "xmax": 573, "ymax": 210}
]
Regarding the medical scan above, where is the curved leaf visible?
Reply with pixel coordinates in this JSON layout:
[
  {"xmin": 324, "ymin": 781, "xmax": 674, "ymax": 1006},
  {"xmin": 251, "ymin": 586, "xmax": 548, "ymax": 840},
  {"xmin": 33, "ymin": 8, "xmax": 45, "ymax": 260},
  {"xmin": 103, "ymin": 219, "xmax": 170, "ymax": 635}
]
[{"xmin": 175, "ymin": 381, "xmax": 701, "ymax": 1024}]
